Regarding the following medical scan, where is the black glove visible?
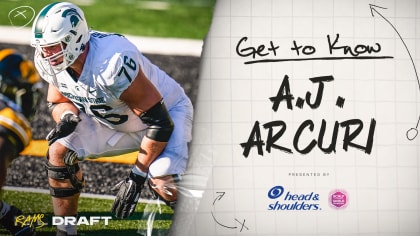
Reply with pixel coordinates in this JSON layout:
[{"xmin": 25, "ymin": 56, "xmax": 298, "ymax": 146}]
[
  {"xmin": 111, "ymin": 171, "xmax": 146, "ymax": 219},
  {"xmin": 46, "ymin": 112, "xmax": 81, "ymax": 145}
]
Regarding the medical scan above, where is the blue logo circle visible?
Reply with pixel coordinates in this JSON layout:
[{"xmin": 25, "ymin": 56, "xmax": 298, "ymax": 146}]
[{"xmin": 268, "ymin": 186, "xmax": 284, "ymax": 199}]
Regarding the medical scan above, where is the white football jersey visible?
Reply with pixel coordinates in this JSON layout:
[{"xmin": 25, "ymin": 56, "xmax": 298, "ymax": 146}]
[{"xmin": 37, "ymin": 31, "xmax": 187, "ymax": 132}]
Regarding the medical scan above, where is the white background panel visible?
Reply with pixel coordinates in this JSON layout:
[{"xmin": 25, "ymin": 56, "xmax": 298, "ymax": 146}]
[{"xmin": 174, "ymin": 0, "xmax": 420, "ymax": 235}]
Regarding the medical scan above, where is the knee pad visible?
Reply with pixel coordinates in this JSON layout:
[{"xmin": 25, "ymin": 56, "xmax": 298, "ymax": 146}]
[{"xmin": 45, "ymin": 149, "xmax": 85, "ymax": 198}]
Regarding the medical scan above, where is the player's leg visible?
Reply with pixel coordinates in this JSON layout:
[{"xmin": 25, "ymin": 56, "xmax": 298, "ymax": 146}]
[
  {"xmin": 47, "ymin": 113, "xmax": 141, "ymax": 234},
  {"xmin": 0, "ymin": 136, "xmax": 10, "ymax": 188},
  {"xmin": 148, "ymin": 96, "xmax": 193, "ymax": 208},
  {"xmin": 47, "ymin": 142, "xmax": 82, "ymax": 215},
  {"xmin": 147, "ymin": 152, "xmax": 186, "ymax": 209},
  {"xmin": 112, "ymin": 96, "xmax": 192, "ymax": 222},
  {"xmin": 0, "ymin": 137, "xmax": 15, "ymax": 232},
  {"xmin": 0, "ymin": 135, "xmax": 35, "ymax": 236},
  {"xmin": 139, "ymin": 117, "xmax": 190, "ymax": 235},
  {"xmin": 46, "ymin": 142, "xmax": 83, "ymax": 236},
  {"xmin": 148, "ymin": 174, "xmax": 180, "ymax": 208},
  {"xmin": 44, "ymin": 115, "xmax": 94, "ymax": 236},
  {"xmin": 137, "ymin": 97, "xmax": 192, "ymax": 235}
]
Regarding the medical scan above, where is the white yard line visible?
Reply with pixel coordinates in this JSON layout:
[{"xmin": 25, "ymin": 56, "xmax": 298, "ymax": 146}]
[
  {"xmin": 3, "ymin": 186, "xmax": 159, "ymax": 204},
  {"xmin": 0, "ymin": 26, "xmax": 203, "ymax": 57}
]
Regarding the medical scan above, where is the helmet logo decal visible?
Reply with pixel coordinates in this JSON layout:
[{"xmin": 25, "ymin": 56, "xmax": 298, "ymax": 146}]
[{"xmin": 62, "ymin": 9, "xmax": 81, "ymax": 28}]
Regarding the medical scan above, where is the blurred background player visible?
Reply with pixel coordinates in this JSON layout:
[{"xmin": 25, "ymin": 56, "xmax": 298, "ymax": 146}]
[{"xmin": 0, "ymin": 48, "xmax": 43, "ymax": 236}]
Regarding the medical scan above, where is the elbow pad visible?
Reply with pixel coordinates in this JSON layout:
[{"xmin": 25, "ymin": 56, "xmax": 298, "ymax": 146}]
[{"xmin": 139, "ymin": 99, "xmax": 174, "ymax": 142}]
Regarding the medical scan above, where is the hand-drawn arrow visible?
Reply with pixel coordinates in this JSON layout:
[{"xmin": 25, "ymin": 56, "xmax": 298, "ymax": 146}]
[
  {"xmin": 213, "ymin": 191, "xmax": 226, "ymax": 205},
  {"xmin": 370, "ymin": 4, "xmax": 420, "ymax": 140},
  {"xmin": 211, "ymin": 192, "xmax": 249, "ymax": 232}
]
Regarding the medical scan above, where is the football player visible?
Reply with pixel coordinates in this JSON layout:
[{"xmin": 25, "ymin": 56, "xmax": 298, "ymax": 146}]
[
  {"xmin": 0, "ymin": 48, "xmax": 43, "ymax": 236},
  {"xmin": 31, "ymin": 2, "xmax": 193, "ymax": 235}
]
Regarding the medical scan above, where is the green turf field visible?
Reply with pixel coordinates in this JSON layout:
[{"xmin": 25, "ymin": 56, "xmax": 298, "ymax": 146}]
[
  {"xmin": 1, "ymin": 190, "xmax": 174, "ymax": 235},
  {"xmin": 0, "ymin": 0, "xmax": 214, "ymax": 39}
]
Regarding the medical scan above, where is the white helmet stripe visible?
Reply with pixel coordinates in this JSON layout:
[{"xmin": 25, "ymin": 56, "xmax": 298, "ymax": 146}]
[{"xmin": 33, "ymin": 2, "xmax": 61, "ymax": 39}]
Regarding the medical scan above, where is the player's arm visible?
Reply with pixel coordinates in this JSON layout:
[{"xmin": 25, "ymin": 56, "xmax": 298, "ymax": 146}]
[
  {"xmin": 45, "ymin": 84, "xmax": 81, "ymax": 145},
  {"xmin": 47, "ymin": 84, "xmax": 79, "ymax": 123},
  {"xmin": 112, "ymin": 66, "xmax": 174, "ymax": 219},
  {"xmin": 119, "ymin": 67, "xmax": 174, "ymax": 173}
]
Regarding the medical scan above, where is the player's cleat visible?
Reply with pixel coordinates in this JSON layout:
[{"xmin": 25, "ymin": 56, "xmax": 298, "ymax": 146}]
[{"xmin": 0, "ymin": 205, "xmax": 36, "ymax": 236}]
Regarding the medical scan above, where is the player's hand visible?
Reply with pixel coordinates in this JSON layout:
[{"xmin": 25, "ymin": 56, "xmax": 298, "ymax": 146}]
[
  {"xmin": 46, "ymin": 112, "xmax": 81, "ymax": 145},
  {"xmin": 111, "ymin": 172, "xmax": 145, "ymax": 219}
]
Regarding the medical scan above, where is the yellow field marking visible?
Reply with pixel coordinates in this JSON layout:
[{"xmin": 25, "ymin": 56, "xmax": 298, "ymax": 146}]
[
  {"xmin": 19, "ymin": 140, "xmax": 48, "ymax": 157},
  {"xmin": 20, "ymin": 140, "xmax": 137, "ymax": 164}
]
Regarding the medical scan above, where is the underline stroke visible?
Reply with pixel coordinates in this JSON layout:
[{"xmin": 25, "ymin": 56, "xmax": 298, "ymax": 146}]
[{"xmin": 244, "ymin": 56, "xmax": 394, "ymax": 64}]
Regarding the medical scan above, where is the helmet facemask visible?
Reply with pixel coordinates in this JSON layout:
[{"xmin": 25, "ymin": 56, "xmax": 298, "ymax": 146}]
[{"xmin": 34, "ymin": 41, "xmax": 67, "ymax": 76}]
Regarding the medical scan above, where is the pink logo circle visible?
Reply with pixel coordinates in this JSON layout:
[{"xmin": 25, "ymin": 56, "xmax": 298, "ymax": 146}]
[{"xmin": 329, "ymin": 190, "xmax": 348, "ymax": 209}]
